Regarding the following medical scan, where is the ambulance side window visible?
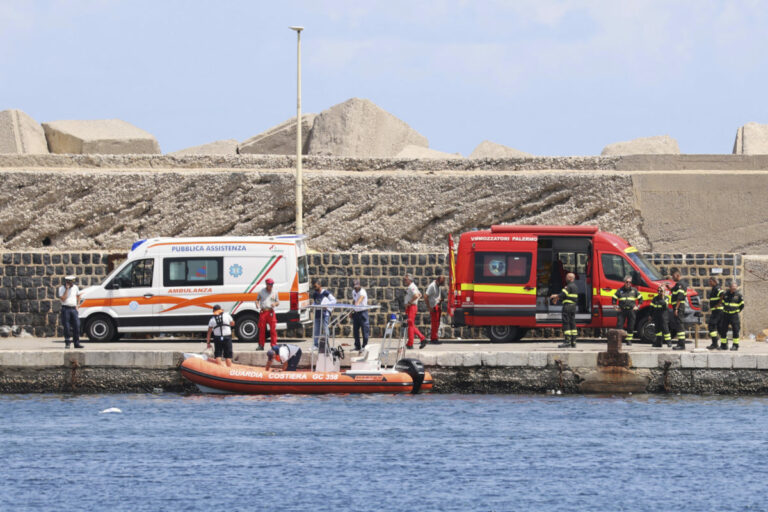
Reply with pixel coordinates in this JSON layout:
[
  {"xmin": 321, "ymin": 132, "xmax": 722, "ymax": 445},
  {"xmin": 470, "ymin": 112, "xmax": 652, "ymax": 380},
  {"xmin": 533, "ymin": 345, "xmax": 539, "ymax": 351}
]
[
  {"xmin": 110, "ymin": 259, "xmax": 154, "ymax": 289},
  {"xmin": 297, "ymin": 255, "xmax": 309, "ymax": 284},
  {"xmin": 474, "ymin": 252, "xmax": 532, "ymax": 284},
  {"xmin": 163, "ymin": 257, "xmax": 223, "ymax": 287}
]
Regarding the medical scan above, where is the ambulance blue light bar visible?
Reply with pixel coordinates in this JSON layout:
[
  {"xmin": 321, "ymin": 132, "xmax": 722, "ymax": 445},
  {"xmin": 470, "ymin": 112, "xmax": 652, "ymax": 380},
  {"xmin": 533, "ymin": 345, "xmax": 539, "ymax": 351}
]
[{"xmin": 131, "ymin": 239, "xmax": 147, "ymax": 251}]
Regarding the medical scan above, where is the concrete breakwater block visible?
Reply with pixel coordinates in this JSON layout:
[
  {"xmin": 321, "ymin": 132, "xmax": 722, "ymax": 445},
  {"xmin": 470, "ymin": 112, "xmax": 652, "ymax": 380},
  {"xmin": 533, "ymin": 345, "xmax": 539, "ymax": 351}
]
[
  {"xmin": 601, "ymin": 135, "xmax": 680, "ymax": 156},
  {"xmin": 307, "ymin": 98, "xmax": 428, "ymax": 157},
  {"xmin": 42, "ymin": 119, "xmax": 161, "ymax": 154},
  {"xmin": 0, "ymin": 109, "xmax": 49, "ymax": 154},
  {"xmin": 239, "ymin": 114, "xmax": 316, "ymax": 155},
  {"xmin": 170, "ymin": 139, "xmax": 238, "ymax": 156},
  {"xmin": 396, "ymin": 145, "xmax": 463, "ymax": 159},
  {"xmin": 469, "ymin": 140, "xmax": 533, "ymax": 159},
  {"xmin": 733, "ymin": 122, "xmax": 768, "ymax": 154}
]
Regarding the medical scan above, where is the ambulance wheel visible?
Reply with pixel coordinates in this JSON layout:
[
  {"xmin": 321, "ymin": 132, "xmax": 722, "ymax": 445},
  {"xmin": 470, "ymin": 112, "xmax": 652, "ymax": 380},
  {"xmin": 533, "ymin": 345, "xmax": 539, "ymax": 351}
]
[
  {"xmin": 85, "ymin": 315, "xmax": 116, "ymax": 342},
  {"xmin": 636, "ymin": 317, "xmax": 656, "ymax": 344},
  {"xmin": 487, "ymin": 326, "xmax": 523, "ymax": 343},
  {"xmin": 235, "ymin": 313, "xmax": 259, "ymax": 342}
]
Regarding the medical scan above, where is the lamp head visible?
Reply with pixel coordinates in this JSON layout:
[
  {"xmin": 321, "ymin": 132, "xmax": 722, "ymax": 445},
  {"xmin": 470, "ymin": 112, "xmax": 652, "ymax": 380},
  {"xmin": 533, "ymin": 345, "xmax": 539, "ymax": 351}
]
[{"xmin": 289, "ymin": 26, "xmax": 304, "ymax": 32}]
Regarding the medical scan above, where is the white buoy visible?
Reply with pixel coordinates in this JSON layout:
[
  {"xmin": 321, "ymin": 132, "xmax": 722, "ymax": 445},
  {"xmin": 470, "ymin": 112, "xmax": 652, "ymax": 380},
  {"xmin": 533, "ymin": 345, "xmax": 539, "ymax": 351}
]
[{"xmin": 100, "ymin": 407, "xmax": 122, "ymax": 414}]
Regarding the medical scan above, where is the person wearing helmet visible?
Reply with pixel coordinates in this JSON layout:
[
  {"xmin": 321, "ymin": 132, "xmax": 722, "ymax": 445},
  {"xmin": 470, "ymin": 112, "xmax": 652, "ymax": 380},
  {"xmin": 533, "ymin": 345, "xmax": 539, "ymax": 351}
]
[
  {"xmin": 265, "ymin": 343, "xmax": 302, "ymax": 372},
  {"xmin": 206, "ymin": 304, "xmax": 235, "ymax": 366},
  {"xmin": 256, "ymin": 278, "xmax": 280, "ymax": 350}
]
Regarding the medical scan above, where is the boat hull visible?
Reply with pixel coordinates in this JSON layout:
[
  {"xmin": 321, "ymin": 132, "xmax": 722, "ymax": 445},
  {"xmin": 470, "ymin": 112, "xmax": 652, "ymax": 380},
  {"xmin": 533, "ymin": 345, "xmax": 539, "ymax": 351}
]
[{"xmin": 181, "ymin": 357, "xmax": 434, "ymax": 395}]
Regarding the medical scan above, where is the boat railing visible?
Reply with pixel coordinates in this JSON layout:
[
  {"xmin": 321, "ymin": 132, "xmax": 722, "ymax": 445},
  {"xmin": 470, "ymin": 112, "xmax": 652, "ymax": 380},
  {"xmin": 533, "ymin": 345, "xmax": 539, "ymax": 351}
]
[
  {"xmin": 307, "ymin": 303, "xmax": 381, "ymax": 372},
  {"xmin": 380, "ymin": 313, "xmax": 408, "ymax": 369}
]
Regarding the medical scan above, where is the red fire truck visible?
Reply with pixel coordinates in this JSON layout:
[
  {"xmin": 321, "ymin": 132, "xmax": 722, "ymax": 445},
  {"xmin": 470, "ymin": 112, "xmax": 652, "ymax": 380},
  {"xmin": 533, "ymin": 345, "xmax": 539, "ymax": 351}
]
[{"xmin": 448, "ymin": 225, "xmax": 701, "ymax": 343}]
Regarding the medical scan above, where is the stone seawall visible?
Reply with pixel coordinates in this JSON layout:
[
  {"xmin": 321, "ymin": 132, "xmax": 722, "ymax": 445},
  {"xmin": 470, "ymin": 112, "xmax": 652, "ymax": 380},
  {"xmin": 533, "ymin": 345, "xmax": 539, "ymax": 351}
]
[
  {"xmin": 0, "ymin": 250, "xmax": 747, "ymax": 339},
  {"xmin": 2, "ymin": 348, "xmax": 767, "ymax": 394}
]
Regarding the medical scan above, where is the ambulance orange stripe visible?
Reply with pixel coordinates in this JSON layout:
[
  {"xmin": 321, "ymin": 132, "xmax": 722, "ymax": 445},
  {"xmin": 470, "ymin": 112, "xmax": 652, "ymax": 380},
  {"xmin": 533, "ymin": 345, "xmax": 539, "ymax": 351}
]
[{"xmin": 82, "ymin": 291, "xmax": 308, "ymax": 312}]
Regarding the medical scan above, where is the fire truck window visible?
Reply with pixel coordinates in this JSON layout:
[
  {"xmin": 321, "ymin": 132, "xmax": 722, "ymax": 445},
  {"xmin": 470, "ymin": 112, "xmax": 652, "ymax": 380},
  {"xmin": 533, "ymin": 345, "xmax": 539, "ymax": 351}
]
[
  {"xmin": 601, "ymin": 254, "xmax": 634, "ymax": 283},
  {"xmin": 474, "ymin": 252, "xmax": 532, "ymax": 284}
]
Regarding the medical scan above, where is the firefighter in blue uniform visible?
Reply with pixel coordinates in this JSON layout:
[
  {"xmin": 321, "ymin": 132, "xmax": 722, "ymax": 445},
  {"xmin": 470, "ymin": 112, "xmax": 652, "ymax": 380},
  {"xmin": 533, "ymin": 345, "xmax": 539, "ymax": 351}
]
[
  {"xmin": 612, "ymin": 275, "xmax": 642, "ymax": 345},
  {"xmin": 706, "ymin": 276, "xmax": 725, "ymax": 350},
  {"xmin": 549, "ymin": 272, "xmax": 578, "ymax": 348},
  {"xmin": 719, "ymin": 281, "xmax": 745, "ymax": 351}
]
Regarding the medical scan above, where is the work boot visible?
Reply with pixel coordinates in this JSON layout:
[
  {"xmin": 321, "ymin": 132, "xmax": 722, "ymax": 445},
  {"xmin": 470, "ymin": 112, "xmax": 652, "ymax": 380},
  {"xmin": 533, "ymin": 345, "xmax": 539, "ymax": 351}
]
[
  {"xmin": 558, "ymin": 337, "xmax": 571, "ymax": 348},
  {"xmin": 419, "ymin": 339, "xmax": 428, "ymax": 349},
  {"xmin": 707, "ymin": 341, "xmax": 719, "ymax": 350},
  {"xmin": 256, "ymin": 345, "xmax": 264, "ymax": 351},
  {"xmin": 74, "ymin": 343, "xmax": 84, "ymax": 349},
  {"xmin": 406, "ymin": 344, "xmax": 414, "ymax": 349},
  {"xmin": 730, "ymin": 344, "xmax": 739, "ymax": 351},
  {"xmin": 430, "ymin": 340, "xmax": 442, "ymax": 345},
  {"xmin": 666, "ymin": 339, "xmax": 672, "ymax": 348},
  {"xmin": 672, "ymin": 342, "xmax": 685, "ymax": 350},
  {"xmin": 571, "ymin": 339, "xmax": 577, "ymax": 348},
  {"xmin": 719, "ymin": 343, "xmax": 728, "ymax": 350},
  {"xmin": 65, "ymin": 341, "xmax": 71, "ymax": 349}
]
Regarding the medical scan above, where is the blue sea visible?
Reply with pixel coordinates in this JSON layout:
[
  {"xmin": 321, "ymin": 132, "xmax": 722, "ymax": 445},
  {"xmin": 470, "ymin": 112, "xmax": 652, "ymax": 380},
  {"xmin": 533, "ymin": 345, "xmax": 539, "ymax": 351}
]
[{"xmin": 1, "ymin": 393, "xmax": 767, "ymax": 512}]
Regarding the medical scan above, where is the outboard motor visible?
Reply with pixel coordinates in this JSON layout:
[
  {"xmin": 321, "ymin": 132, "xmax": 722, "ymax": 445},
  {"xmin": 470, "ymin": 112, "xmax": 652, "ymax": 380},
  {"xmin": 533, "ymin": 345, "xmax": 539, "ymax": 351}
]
[{"xmin": 395, "ymin": 358, "xmax": 426, "ymax": 394}]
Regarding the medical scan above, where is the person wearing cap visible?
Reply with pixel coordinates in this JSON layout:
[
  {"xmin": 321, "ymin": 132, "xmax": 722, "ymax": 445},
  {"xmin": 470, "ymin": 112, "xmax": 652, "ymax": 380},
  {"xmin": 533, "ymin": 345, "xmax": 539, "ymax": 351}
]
[
  {"xmin": 352, "ymin": 280, "xmax": 370, "ymax": 351},
  {"xmin": 311, "ymin": 279, "xmax": 336, "ymax": 347},
  {"xmin": 265, "ymin": 343, "xmax": 302, "ymax": 372},
  {"xmin": 58, "ymin": 275, "xmax": 83, "ymax": 348},
  {"xmin": 256, "ymin": 278, "xmax": 280, "ymax": 350},
  {"xmin": 425, "ymin": 273, "xmax": 446, "ymax": 345},
  {"xmin": 206, "ymin": 304, "xmax": 235, "ymax": 366},
  {"xmin": 403, "ymin": 274, "xmax": 427, "ymax": 349}
]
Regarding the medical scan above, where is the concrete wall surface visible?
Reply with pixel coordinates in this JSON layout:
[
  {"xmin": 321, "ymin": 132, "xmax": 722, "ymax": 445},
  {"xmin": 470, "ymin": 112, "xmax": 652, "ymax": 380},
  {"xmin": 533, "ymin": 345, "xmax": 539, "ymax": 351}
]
[{"xmin": 633, "ymin": 172, "xmax": 768, "ymax": 253}]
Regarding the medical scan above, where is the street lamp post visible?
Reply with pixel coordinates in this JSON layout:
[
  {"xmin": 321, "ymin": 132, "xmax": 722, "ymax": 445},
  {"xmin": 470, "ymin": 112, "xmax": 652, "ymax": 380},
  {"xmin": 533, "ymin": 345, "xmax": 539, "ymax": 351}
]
[{"xmin": 289, "ymin": 26, "xmax": 304, "ymax": 235}]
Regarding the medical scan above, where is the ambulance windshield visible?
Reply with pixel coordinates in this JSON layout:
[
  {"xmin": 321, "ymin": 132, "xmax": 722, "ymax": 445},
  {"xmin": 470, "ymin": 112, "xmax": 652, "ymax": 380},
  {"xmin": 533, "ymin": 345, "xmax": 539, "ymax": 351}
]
[{"xmin": 627, "ymin": 252, "xmax": 664, "ymax": 281}]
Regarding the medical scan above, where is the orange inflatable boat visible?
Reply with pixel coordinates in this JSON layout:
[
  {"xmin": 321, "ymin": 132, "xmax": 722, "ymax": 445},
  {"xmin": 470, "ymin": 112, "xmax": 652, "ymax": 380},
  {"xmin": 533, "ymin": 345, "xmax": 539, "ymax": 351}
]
[{"xmin": 181, "ymin": 355, "xmax": 434, "ymax": 395}]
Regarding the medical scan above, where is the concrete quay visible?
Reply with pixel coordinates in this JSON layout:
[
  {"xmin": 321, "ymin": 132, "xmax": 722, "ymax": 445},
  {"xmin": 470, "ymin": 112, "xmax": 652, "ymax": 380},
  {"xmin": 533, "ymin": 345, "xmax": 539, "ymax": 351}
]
[{"xmin": 1, "ymin": 338, "xmax": 768, "ymax": 394}]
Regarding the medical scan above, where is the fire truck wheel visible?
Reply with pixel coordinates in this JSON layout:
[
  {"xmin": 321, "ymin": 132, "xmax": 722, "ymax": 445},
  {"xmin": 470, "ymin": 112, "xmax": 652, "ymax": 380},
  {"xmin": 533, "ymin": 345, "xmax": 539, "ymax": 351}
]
[
  {"xmin": 635, "ymin": 317, "xmax": 657, "ymax": 344},
  {"xmin": 486, "ymin": 326, "xmax": 523, "ymax": 343}
]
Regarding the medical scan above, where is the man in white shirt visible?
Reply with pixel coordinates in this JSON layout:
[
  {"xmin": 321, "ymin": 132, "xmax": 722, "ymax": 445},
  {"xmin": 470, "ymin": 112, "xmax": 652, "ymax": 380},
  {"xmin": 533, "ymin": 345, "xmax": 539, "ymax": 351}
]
[
  {"xmin": 256, "ymin": 278, "xmax": 280, "ymax": 350},
  {"xmin": 425, "ymin": 273, "xmax": 446, "ymax": 345},
  {"xmin": 352, "ymin": 280, "xmax": 370, "ymax": 351},
  {"xmin": 206, "ymin": 304, "xmax": 235, "ymax": 366},
  {"xmin": 57, "ymin": 275, "xmax": 83, "ymax": 348},
  {"xmin": 403, "ymin": 274, "xmax": 426, "ymax": 349}
]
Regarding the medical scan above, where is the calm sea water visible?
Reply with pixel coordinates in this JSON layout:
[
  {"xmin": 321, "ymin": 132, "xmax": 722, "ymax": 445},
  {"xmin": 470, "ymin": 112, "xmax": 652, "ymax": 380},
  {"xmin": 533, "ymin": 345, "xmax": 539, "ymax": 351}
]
[{"xmin": 1, "ymin": 393, "xmax": 767, "ymax": 512}]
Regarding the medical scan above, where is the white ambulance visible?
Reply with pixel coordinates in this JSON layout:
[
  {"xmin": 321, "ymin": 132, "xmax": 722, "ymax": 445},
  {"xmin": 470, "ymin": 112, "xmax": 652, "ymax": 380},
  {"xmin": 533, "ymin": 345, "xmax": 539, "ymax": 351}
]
[{"xmin": 78, "ymin": 236, "xmax": 311, "ymax": 342}]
